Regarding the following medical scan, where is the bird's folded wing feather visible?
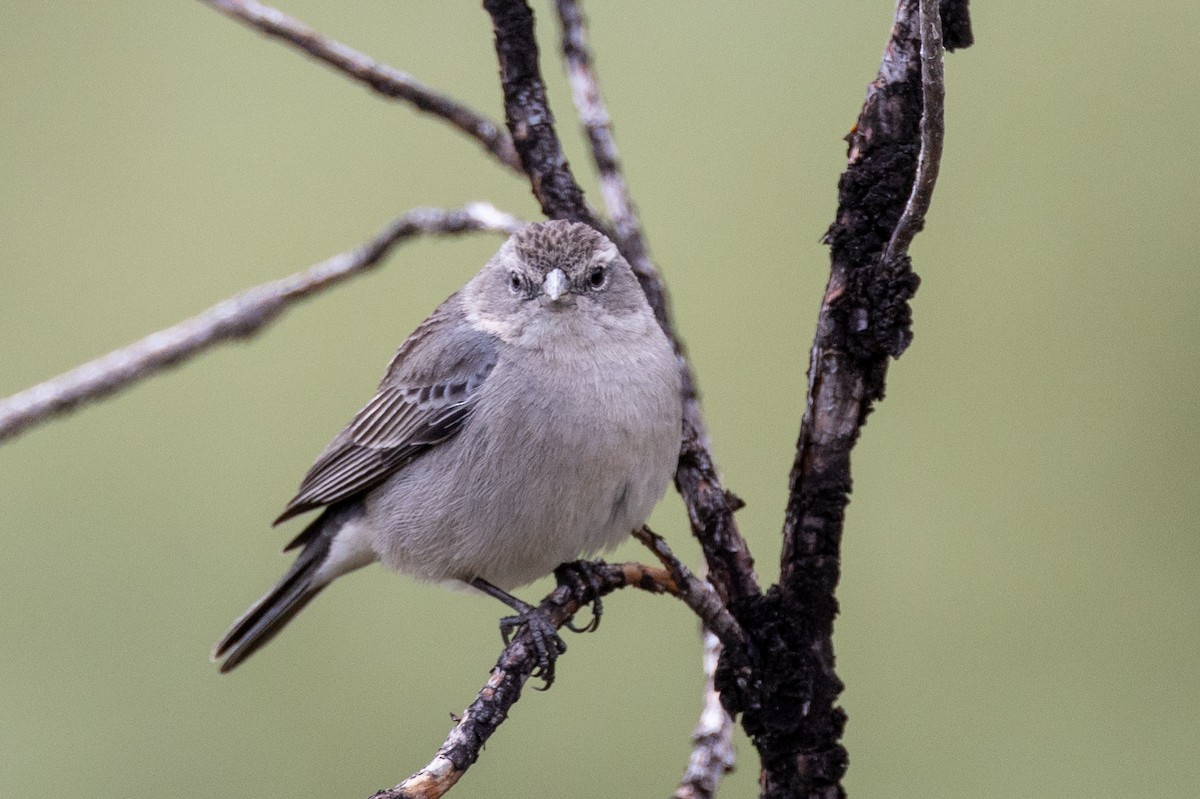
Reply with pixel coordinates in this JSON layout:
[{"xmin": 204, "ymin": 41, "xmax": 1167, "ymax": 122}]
[{"xmin": 274, "ymin": 292, "xmax": 498, "ymax": 528}]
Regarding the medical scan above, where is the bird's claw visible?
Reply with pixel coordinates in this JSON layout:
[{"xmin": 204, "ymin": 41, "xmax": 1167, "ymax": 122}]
[
  {"xmin": 498, "ymin": 606, "xmax": 567, "ymax": 689},
  {"xmin": 556, "ymin": 560, "xmax": 605, "ymax": 634}
]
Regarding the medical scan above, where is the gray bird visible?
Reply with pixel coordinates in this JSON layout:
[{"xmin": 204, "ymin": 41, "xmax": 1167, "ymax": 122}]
[{"xmin": 213, "ymin": 220, "xmax": 682, "ymax": 678}]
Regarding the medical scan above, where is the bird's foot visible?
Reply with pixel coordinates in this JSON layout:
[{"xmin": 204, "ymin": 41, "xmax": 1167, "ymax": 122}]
[
  {"xmin": 555, "ymin": 560, "xmax": 606, "ymax": 634},
  {"xmin": 498, "ymin": 605, "xmax": 567, "ymax": 689}
]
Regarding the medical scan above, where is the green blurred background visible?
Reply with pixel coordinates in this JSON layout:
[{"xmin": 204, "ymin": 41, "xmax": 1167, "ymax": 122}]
[{"xmin": 2, "ymin": 1, "xmax": 1197, "ymax": 796}]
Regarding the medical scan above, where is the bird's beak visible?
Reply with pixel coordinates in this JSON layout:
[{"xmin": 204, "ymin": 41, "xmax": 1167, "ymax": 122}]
[{"xmin": 542, "ymin": 268, "xmax": 569, "ymax": 302}]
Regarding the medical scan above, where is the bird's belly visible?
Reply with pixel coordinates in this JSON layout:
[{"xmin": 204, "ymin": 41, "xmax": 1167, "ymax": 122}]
[{"xmin": 365, "ymin": 361, "xmax": 679, "ymax": 590}]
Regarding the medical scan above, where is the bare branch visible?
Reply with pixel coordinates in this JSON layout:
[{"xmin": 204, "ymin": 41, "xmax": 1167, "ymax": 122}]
[
  {"xmin": 672, "ymin": 418, "xmax": 759, "ymax": 609},
  {"xmin": 730, "ymin": 1, "xmax": 970, "ymax": 797},
  {"xmin": 0, "ymin": 204, "xmax": 521, "ymax": 444},
  {"xmin": 482, "ymin": 0, "xmax": 597, "ymax": 225},
  {"xmin": 198, "ymin": 0, "xmax": 521, "ymax": 170},
  {"xmin": 885, "ymin": 0, "xmax": 946, "ymax": 261},
  {"xmin": 369, "ymin": 561, "xmax": 679, "ymax": 799},
  {"xmin": 673, "ymin": 630, "xmax": 735, "ymax": 799},
  {"xmin": 782, "ymin": 0, "xmax": 958, "ymax": 573},
  {"xmin": 633, "ymin": 527, "xmax": 746, "ymax": 653}
]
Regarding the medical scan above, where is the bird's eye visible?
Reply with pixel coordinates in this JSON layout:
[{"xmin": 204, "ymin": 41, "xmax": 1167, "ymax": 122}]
[
  {"xmin": 587, "ymin": 266, "xmax": 606, "ymax": 289},
  {"xmin": 508, "ymin": 272, "xmax": 523, "ymax": 294}
]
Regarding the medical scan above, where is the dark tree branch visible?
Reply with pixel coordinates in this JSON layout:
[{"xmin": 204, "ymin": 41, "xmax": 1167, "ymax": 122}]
[
  {"xmin": 198, "ymin": 0, "xmax": 521, "ymax": 171},
  {"xmin": 0, "ymin": 204, "xmax": 521, "ymax": 444},
  {"xmin": 674, "ymin": 420, "xmax": 760, "ymax": 608},
  {"xmin": 939, "ymin": 0, "xmax": 975, "ymax": 51},
  {"xmin": 368, "ymin": 561, "xmax": 688, "ymax": 799},
  {"xmin": 715, "ymin": 2, "xmax": 971, "ymax": 798},
  {"xmin": 369, "ymin": 523, "xmax": 750, "ymax": 799},
  {"xmin": 482, "ymin": 0, "xmax": 597, "ymax": 226}
]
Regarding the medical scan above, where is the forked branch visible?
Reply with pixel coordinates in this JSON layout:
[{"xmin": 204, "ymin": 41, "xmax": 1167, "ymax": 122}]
[
  {"xmin": 733, "ymin": 1, "xmax": 972, "ymax": 797},
  {"xmin": 634, "ymin": 527, "xmax": 745, "ymax": 652}
]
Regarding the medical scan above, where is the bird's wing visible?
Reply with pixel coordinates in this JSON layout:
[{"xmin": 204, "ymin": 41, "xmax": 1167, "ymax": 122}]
[{"xmin": 274, "ymin": 291, "xmax": 498, "ymax": 528}]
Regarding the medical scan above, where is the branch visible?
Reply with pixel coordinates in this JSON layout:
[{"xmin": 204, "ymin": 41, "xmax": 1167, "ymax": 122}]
[
  {"xmin": 781, "ymin": 0, "xmax": 964, "ymax": 576},
  {"xmin": 733, "ymin": 2, "xmax": 971, "ymax": 797},
  {"xmin": 369, "ymin": 561, "xmax": 681, "ymax": 799},
  {"xmin": 0, "ymin": 204, "xmax": 521, "ymax": 444},
  {"xmin": 673, "ymin": 630, "xmax": 736, "ymax": 799},
  {"xmin": 198, "ymin": 0, "xmax": 521, "ymax": 171},
  {"xmin": 482, "ymin": 0, "xmax": 597, "ymax": 226},
  {"xmin": 634, "ymin": 527, "xmax": 745, "ymax": 654},
  {"xmin": 884, "ymin": 0, "xmax": 947, "ymax": 261}
]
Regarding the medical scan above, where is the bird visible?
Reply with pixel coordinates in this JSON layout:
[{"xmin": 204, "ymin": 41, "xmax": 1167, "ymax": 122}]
[{"xmin": 212, "ymin": 220, "xmax": 683, "ymax": 681}]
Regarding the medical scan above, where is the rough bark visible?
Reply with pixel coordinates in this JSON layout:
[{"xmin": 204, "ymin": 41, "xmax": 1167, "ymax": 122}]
[{"xmin": 716, "ymin": 2, "xmax": 974, "ymax": 798}]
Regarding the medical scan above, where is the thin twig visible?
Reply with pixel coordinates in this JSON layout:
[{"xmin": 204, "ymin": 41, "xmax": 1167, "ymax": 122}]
[
  {"xmin": 635, "ymin": 527, "xmax": 739, "ymax": 796},
  {"xmin": 482, "ymin": 0, "xmax": 597, "ymax": 225},
  {"xmin": 885, "ymin": 0, "xmax": 946, "ymax": 260},
  {"xmin": 673, "ymin": 630, "xmax": 736, "ymax": 799},
  {"xmin": 198, "ymin": 0, "xmax": 521, "ymax": 170},
  {"xmin": 633, "ymin": 528, "xmax": 746, "ymax": 653},
  {"xmin": 552, "ymin": 0, "xmax": 662, "ymax": 317},
  {"xmin": 369, "ymin": 561, "xmax": 680, "ymax": 799},
  {"xmin": 0, "ymin": 204, "xmax": 522, "ymax": 444}
]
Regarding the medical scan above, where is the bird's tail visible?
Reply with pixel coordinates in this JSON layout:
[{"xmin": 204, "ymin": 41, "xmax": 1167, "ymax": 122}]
[{"xmin": 212, "ymin": 503, "xmax": 373, "ymax": 673}]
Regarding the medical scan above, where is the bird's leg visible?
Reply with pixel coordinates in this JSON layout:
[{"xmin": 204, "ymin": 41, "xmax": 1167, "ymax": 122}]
[
  {"xmin": 555, "ymin": 560, "xmax": 605, "ymax": 634},
  {"xmin": 471, "ymin": 578, "xmax": 567, "ymax": 688}
]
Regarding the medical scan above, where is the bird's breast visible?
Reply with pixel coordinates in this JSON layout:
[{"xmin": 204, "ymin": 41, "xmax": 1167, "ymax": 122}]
[{"xmin": 367, "ymin": 320, "xmax": 682, "ymax": 591}]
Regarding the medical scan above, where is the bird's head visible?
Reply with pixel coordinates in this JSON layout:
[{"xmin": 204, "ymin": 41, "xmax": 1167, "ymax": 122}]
[{"xmin": 466, "ymin": 220, "xmax": 652, "ymax": 344}]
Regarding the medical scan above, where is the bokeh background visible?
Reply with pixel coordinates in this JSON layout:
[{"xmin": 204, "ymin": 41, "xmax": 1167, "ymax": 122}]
[{"xmin": 2, "ymin": 2, "xmax": 1197, "ymax": 797}]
